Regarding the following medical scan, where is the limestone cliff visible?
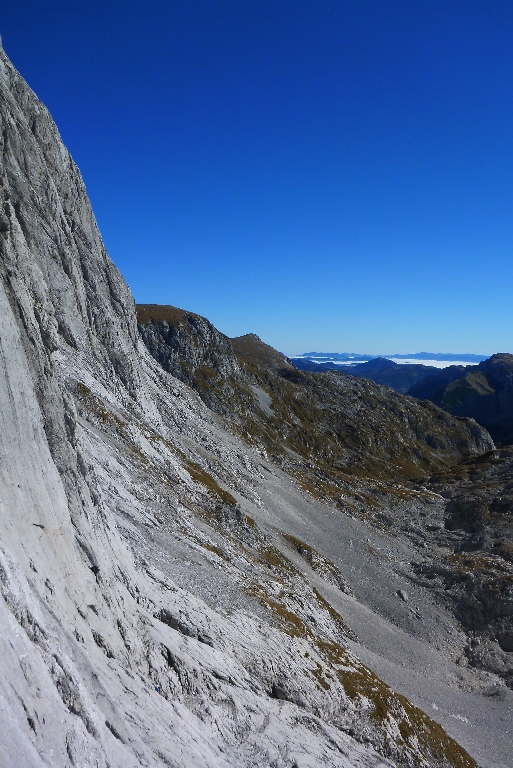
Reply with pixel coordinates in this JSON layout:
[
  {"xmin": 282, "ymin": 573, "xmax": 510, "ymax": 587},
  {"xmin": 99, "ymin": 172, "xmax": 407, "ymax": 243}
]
[{"xmin": 137, "ymin": 304, "xmax": 252, "ymax": 419}]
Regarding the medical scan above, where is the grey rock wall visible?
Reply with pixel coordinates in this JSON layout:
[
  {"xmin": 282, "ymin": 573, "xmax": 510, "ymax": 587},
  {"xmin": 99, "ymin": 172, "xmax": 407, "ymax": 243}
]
[{"xmin": 137, "ymin": 304, "xmax": 244, "ymax": 383}]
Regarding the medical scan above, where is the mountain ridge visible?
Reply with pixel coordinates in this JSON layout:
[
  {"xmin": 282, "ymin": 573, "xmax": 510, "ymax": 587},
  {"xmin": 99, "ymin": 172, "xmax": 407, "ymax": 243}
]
[
  {"xmin": 295, "ymin": 352, "xmax": 488, "ymax": 363},
  {"xmin": 137, "ymin": 304, "xmax": 493, "ymax": 485}
]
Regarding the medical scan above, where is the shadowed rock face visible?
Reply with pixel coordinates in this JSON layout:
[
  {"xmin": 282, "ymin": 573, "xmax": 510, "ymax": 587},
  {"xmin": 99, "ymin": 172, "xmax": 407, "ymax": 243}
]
[
  {"xmin": 137, "ymin": 304, "xmax": 251, "ymax": 419},
  {"xmin": 408, "ymin": 354, "xmax": 513, "ymax": 446},
  {"xmin": 0, "ymin": 39, "xmax": 509, "ymax": 768},
  {"xmin": 137, "ymin": 304, "xmax": 244, "ymax": 383}
]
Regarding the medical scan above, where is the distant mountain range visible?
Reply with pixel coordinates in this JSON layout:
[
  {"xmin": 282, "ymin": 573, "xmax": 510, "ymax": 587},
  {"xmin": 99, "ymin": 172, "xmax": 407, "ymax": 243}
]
[
  {"xmin": 292, "ymin": 356, "xmax": 433, "ymax": 392},
  {"xmin": 295, "ymin": 352, "xmax": 488, "ymax": 364}
]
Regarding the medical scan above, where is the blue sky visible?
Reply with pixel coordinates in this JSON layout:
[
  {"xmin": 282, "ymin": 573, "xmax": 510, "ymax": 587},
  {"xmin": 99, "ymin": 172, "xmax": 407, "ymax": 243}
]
[{"xmin": 1, "ymin": 1, "xmax": 512, "ymax": 355}]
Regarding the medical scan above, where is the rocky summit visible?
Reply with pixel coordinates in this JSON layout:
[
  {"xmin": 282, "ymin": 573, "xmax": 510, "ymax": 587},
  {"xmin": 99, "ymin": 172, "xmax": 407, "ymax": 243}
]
[{"xmin": 0, "ymin": 41, "xmax": 512, "ymax": 768}]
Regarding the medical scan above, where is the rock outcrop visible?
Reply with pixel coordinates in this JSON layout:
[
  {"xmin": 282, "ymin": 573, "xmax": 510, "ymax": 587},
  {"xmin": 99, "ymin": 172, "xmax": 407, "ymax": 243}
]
[
  {"xmin": 137, "ymin": 304, "xmax": 244, "ymax": 384},
  {"xmin": 137, "ymin": 304, "xmax": 253, "ymax": 419},
  {"xmin": 0, "ymin": 38, "xmax": 510, "ymax": 768}
]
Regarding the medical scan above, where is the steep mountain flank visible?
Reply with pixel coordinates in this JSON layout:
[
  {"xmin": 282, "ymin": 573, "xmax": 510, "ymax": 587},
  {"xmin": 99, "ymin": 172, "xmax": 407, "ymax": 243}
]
[
  {"xmin": 408, "ymin": 354, "xmax": 513, "ymax": 446},
  {"xmin": 137, "ymin": 304, "xmax": 251, "ymax": 419},
  {"xmin": 139, "ymin": 306, "xmax": 493, "ymax": 496},
  {"xmin": 0, "ymin": 41, "xmax": 511, "ymax": 768},
  {"xmin": 233, "ymin": 335, "xmax": 493, "ymax": 476}
]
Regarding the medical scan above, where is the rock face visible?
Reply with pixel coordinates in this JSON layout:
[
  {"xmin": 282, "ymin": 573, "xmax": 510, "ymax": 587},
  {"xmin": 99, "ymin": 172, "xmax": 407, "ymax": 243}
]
[
  {"xmin": 137, "ymin": 304, "xmax": 252, "ymax": 419},
  {"xmin": 408, "ymin": 354, "xmax": 513, "ymax": 446},
  {"xmin": 0, "ymin": 40, "xmax": 511, "ymax": 768},
  {"xmin": 137, "ymin": 304, "xmax": 244, "ymax": 384}
]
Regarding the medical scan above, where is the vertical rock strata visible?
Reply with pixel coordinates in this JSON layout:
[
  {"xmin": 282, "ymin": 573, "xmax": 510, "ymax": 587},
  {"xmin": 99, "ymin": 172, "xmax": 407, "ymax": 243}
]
[{"xmin": 0, "ymin": 39, "xmax": 493, "ymax": 768}]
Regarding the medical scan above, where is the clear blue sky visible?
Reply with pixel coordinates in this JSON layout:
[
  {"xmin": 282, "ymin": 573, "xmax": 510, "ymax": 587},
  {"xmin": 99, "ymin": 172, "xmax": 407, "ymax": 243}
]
[{"xmin": 1, "ymin": 2, "xmax": 512, "ymax": 355}]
